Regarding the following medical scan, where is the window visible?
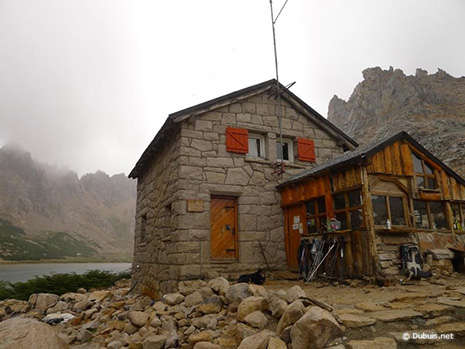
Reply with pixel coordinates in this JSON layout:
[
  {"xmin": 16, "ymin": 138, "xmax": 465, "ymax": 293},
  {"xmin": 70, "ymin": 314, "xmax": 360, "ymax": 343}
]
[
  {"xmin": 333, "ymin": 189, "xmax": 363, "ymax": 230},
  {"xmin": 451, "ymin": 203, "xmax": 465, "ymax": 230},
  {"xmin": 371, "ymin": 195, "xmax": 407, "ymax": 226},
  {"xmin": 413, "ymin": 200, "xmax": 448, "ymax": 230},
  {"xmin": 140, "ymin": 214, "xmax": 147, "ymax": 242},
  {"xmin": 412, "ymin": 151, "xmax": 437, "ymax": 189},
  {"xmin": 277, "ymin": 139, "xmax": 293, "ymax": 162},
  {"xmin": 247, "ymin": 134, "xmax": 266, "ymax": 158},
  {"xmin": 306, "ymin": 197, "xmax": 326, "ymax": 234}
]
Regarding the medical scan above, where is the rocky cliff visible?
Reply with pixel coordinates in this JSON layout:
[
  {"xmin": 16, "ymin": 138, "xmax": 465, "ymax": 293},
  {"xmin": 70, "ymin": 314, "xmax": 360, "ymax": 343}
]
[
  {"xmin": 328, "ymin": 67, "xmax": 465, "ymax": 177},
  {"xmin": 0, "ymin": 144, "xmax": 136, "ymax": 260}
]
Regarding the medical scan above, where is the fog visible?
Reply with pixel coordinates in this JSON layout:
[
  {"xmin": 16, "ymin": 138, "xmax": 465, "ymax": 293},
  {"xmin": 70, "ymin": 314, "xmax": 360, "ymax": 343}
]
[{"xmin": 0, "ymin": 0, "xmax": 464, "ymax": 176}]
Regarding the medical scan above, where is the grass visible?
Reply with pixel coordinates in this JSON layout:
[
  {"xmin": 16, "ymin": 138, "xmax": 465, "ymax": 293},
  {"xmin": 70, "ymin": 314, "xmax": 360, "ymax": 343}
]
[{"xmin": 0, "ymin": 269, "xmax": 132, "ymax": 301}]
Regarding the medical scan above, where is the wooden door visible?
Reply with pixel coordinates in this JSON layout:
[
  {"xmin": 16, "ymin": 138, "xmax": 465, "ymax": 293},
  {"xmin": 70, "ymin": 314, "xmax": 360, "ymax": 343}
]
[
  {"xmin": 285, "ymin": 205, "xmax": 304, "ymax": 271},
  {"xmin": 211, "ymin": 196, "xmax": 237, "ymax": 260}
]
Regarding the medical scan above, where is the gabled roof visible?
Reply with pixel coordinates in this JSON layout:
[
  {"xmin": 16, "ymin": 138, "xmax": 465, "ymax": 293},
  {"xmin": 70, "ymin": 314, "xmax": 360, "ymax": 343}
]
[
  {"xmin": 129, "ymin": 79, "xmax": 357, "ymax": 179},
  {"xmin": 279, "ymin": 131, "xmax": 465, "ymax": 188}
]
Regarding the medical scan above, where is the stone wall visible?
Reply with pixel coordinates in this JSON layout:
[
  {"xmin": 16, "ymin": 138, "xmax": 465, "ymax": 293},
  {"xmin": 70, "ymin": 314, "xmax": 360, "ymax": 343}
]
[{"xmin": 132, "ymin": 90, "xmax": 345, "ymax": 295}]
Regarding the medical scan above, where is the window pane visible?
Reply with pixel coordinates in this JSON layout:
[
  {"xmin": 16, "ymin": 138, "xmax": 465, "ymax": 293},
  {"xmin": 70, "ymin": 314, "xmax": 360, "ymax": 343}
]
[
  {"xmin": 348, "ymin": 190, "xmax": 361, "ymax": 207},
  {"xmin": 390, "ymin": 197, "xmax": 406, "ymax": 226},
  {"xmin": 307, "ymin": 218, "xmax": 317, "ymax": 234},
  {"xmin": 350, "ymin": 209, "xmax": 363, "ymax": 228},
  {"xmin": 451, "ymin": 203, "xmax": 463, "ymax": 230},
  {"xmin": 317, "ymin": 197, "xmax": 326, "ymax": 214},
  {"xmin": 413, "ymin": 200, "xmax": 429, "ymax": 229},
  {"xmin": 424, "ymin": 162, "xmax": 434, "ymax": 175},
  {"xmin": 412, "ymin": 152, "xmax": 423, "ymax": 173},
  {"xmin": 429, "ymin": 202, "xmax": 447, "ymax": 229},
  {"xmin": 336, "ymin": 212, "xmax": 347, "ymax": 230},
  {"xmin": 427, "ymin": 177, "xmax": 436, "ymax": 189},
  {"xmin": 372, "ymin": 195, "xmax": 388, "ymax": 225},
  {"xmin": 461, "ymin": 204, "xmax": 465, "ymax": 230},
  {"xmin": 416, "ymin": 176, "xmax": 425, "ymax": 188},
  {"xmin": 277, "ymin": 141, "xmax": 290, "ymax": 161},
  {"xmin": 306, "ymin": 200, "xmax": 315, "ymax": 216},
  {"xmin": 248, "ymin": 138, "xmax": 260, "ymax": 157},
  {"xmin": 334, "ymin": 194, "xmax": 346, "ymax": 210}
]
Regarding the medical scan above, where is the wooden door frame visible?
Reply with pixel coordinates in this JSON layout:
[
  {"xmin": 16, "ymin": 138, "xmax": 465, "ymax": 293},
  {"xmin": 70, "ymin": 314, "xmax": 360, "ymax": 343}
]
[{"xmin": 210, "ymin": 195, "xmax": 239, "ymax": 262}]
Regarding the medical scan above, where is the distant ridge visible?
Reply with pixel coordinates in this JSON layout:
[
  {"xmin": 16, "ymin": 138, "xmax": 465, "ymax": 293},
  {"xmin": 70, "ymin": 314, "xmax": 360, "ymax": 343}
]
[{"xmin": 0, "ymin": 144, "xmax": 136, "ymax": 261}]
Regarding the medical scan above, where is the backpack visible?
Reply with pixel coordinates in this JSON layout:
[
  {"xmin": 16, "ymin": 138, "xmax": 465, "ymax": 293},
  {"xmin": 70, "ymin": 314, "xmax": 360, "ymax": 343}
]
[{"xmin": 400, "ymin": 244, "xmax": 432, "ymax": 279}]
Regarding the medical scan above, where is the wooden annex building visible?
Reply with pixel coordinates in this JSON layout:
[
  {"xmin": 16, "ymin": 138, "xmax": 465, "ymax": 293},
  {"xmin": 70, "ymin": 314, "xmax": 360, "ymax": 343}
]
[{"xmin": 278, "ymin": 131, "xmax": 465, "ymax": 277}]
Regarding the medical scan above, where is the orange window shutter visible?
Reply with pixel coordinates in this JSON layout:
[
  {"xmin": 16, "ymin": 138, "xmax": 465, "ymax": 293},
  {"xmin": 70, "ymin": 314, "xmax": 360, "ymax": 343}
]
[
  {"xmin": 297, "ymin": 138, "xmax": 316, "ymax": 162},
  {"xmin": 226, "ymin": 127, "xmax": 249, "ymax": 154}
]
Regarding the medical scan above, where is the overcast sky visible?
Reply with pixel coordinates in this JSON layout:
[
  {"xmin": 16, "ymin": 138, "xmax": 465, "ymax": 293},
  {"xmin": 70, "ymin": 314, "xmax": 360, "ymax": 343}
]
[{"xmin": 1, "ymin": 0, "xmax": 464, "ymax": 176}]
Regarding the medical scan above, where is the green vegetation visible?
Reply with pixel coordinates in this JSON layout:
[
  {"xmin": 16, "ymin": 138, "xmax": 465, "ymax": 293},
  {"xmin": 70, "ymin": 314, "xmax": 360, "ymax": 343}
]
[
  {"xmin": 0, "ymin": 269, "xmax": 131, "ymax": 301},
  {"xmin": 0, "ymin": 219, "xmax": 96, "ymax": 260}
]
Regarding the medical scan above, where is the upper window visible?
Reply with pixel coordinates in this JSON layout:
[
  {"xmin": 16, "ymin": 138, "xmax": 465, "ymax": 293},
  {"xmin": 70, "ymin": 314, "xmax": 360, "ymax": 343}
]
[
  {"xmin": 413, "ymin": 200, "xmax": 447, "ymax": 230},
  {"xmin": 412, "ymin": 151, "xmax": 437, "ymax": 189},
  {"xmin": 277, "ymin": 139, "xmax": 293, "ymax": 162},
  {"xmin": 371, "ymin": 195, "xmax": 407, "ymax": 226},
  {"xmin": 451, "ymin": 202, "xmax": 465, "ymax": 231},
  {"xmin": 247, "ymin": 134, "xmax": 266, "ymax": 158},
  {"xmin": 333, "ymin": 189, "xmax": 363, "ymax": 230},
  {"xmin": 306, "ymin": 197, "xmax": 326, "ymax": 234}
]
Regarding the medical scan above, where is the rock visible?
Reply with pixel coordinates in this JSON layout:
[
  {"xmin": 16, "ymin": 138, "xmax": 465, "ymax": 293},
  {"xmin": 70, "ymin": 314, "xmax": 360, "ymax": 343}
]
[
  {"xmin": 189, "ymin": 331, "xmax": 213, "ymax": 345},
  {"xmin": 415, "ymin": 303, "xmax": 452, "ymax": 316},
  {"xmin": 29, "ymin": 293, "xmax": 59, "ymax": 312},
  {"xmin": 193, "ymin": 342, "xmax": 220, "ymax": 349},
  {"xmin": 143, "ymin": 335, "xmax": 168, "ymax": 349},
  {"xmin": 0, "ymin": 317, "xmax": 67, "ymax": 349},
  {"xmin": 244, "ymin": 311, "xmax": 268, "ymax": 328},
  {"xmin": 337, "ymin": 314, "xmax": 376, "ymax": 328},
  {"xmin": 198, "ymin": 295, "xmax": 223, "ymax": 314},
  {"xmin": 276, "ymin": 300, "xmax": 305, "ymax": 336},
  {"xmin": 73, "ymin": 299, "xmax": 92, "ymax": 311},
  {"xmin": 285, "ymin": 285, "xmax": 306, "ymax": 303},
  {"xmin": 208, "ymin": 277, "xmax": 230, "ymax": 295},
  {"xmin": 153, "ymin": 301, "xmax": 168, "ymax": 313},
  {"xmin": 436, "ymin": 322, "xmax": 465, "ymax": 336},
  {"xmin": 248, "ymin": 285, "xmax": 268, "ymax": 298},
  {"xmin": 192, "ymin": 314, "xmax": 218, "ymax": 330},
  {"xmin": 129, "ymin": 310, "xmax": 150, "ymax": 327},
  {"xmin": 279, "ymin": 326, "xmax": 292, "ymax": 344},
  {"xmin": 225, "ymin": 283, "xmax": 251, "ymax": 303},
  {"xmin": 124, "ymin": 322, "xmax": 139, "ymax": 335},
  {"xmin": 88, "ymin": 290, "xmax": 111, "ymax": 302},
  {"xmin": 166, "ymin": 330, "xmax": 179, "ymax": 348},
  {"xmin": 425, "ymin": 316, "xmax": 453, "ymax": 326},
  {"xmin": 290, "ymin": 306, "xmax": 344, "ymax": 349},
  {"xmin": 160, "ymin": 315, "xmax": 177, "ymax": 332},
  {"xmin": 237, "ymin": 330, "xmax": 274, "ymax": 349},
  {"xmin": 107, "ymin": 340, "xmax": 123, "ymax": 349},
  {"xmin": 347, "ymin": 337, "xmax": 396, "ymax": 349},
  {"xmin": 437, "ymin": 297, "xmax": 465, "ymax": 308},
  {"xmin": 368, "ymin": 309, "xmax": 423, "ymax": 322},
  {"xmin": 77, "ymin": 288, "xmax": 87, "ymax": 294},
  {"xmin": 269, "ymin": 295, "xmax": 287, "ymax": 318},
  {"xmin": 149, "ymin": 316, "xmax": 162, "ymax": 328},
  {"xmin": 268, "ymin": 337, "xmax": 287, "ymax": 349},
  {"xmin": 46, "ymin": 301, "xmax": 68, "ymax": 314},
  {"xmin": 235, "ymin": 323, "xmax": 258, "ymax": 342},
  {"xmin": 355, "ymin": 301, "xmax": 385, "ymax": 312},
  {"xmin": 163, "ymin": 293, "xmax": 185, "ymax": 306},
  {"xmin": 237, "ymin": 296, "xmax": 267, "ymax": 321},
  {"xmin": 184, "ymin": 291, "xmax": 204, "ymax": 307},
  {"xmin": 198, "ymin": 286, "xmax": 214, "ymax": 299}
]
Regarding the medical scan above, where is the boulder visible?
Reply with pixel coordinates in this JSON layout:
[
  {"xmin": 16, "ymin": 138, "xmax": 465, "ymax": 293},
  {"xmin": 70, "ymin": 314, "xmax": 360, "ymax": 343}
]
[
  {"xmin": 143, "ymin": 335, "xmax": 168, "ymax": 349},
  {"xmin": 276, "ymin": 300, "xmax": 305, "ymax": 335},
  {"xmin": 244, "ymin": 311, "xmax": 268, "ymax": 328},
  {"xmin": 28, "ymin": 293, "xmax": 59, "ymax": 312},
  {"xmin": 226, "ymin": 283, "xmax": 251, "ymax": 303},
  {"xmin": 269, "ymin": 295, "xmax": 287, "ymax": 318},
  {"xmin": 194, "ymin": 342, "xmax": 220, "ymax": 349},
  {"xmin": 163, "ymin": 293, "xmax": 185, "ymax": 306},
  {"xmin": 198, "ymin": 286, "xmax": 214, "ymax": 299},
  {"xmin": 184, "ymin": 291, "xmax": 204, "ymax": 307},
  {"xmin": 237, "ymin": 330, "xmax": 274, "ymax": 349},
  {"xmin": 73, "ymin": 299, "xmax": 92, "ymax": 311},
  {"xmin": 46, "ymin": 301, "xmax": 68, "ymax": 314},
  {"xmin": 268, "ymin": 337, "xmax": 287, "ymax": 349},
  {"xmin": 208, "ymin": 277, "xmax": 230, "ymax": 295},
  {"xmin": 198, "ymin": 295, "xmax": 223, "ymax": 314},
  {"xmin": 0, "ymin": 317, "xmax": 67, "ymax": 349},
  {"xmin": 285, "ymin": 286, "xmax": 306, "ymax": 303},
  {"xmin": 128, "ymin": 311, "xmax": 150, "ymax": 327},
  {"xmin": 249, "ymin": 285, "xmax": 268, "ymax": 298},
  {"xmin": 290, "ymin": 306, "xmax": 344, "ymax": 349},
  {"xmin": 237, "ymin": 296, "xmax": 267, "ymax": 321}
]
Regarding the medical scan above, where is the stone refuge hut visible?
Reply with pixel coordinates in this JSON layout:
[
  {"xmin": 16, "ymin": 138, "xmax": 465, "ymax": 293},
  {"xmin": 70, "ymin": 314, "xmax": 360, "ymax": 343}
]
[
  {"xmin": 129, "ymin": 79, "xmax": 357, "ymax": 296},
  {"xmin": 279, "ymin": 131, "xmax": 465, "ymax": 278}
]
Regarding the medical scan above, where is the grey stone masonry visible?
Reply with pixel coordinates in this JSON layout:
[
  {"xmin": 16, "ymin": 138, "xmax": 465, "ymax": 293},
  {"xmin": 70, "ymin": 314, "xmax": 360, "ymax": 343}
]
[{"xmin": 132, "ymin": 90, "xmax": 345, "ymax": 296}]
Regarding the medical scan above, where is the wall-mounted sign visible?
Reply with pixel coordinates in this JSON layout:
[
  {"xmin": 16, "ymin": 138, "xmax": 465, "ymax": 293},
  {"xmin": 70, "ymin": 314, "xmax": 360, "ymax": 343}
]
[
  {"xmin": 187, "ymin": 200, "xmax": 204, "ymax": 212},
  {"xmin": 293, "ymin": 216, "xmax": 300, "ymax": 224},
  {"xmin": 292, "ymin": 223, "xmax": 299, "ymax": 230}
]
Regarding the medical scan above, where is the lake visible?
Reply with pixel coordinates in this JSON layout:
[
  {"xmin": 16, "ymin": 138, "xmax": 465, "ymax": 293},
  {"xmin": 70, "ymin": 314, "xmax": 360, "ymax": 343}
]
[{"xmin": 0, "ymin": 262, "xmax": 132, "ymax": 283}]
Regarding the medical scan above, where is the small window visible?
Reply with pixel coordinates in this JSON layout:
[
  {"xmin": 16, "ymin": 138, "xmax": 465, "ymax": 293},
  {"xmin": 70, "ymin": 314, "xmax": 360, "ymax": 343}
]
[
  {"xmin": 451, "ymin": 203, "xmax": 465, "ymax": 231},
  {"xmin": 306, "ymin": 197, "xmax": 326, "ymax": 234},
  {"xmin": 413, "ymin": 200, "xmax": 448, "ymax": 230},
  {"xmin": 277, "ymin": 139, "xmax": 293, "ymax": 162},
  {"xmin": 412, "ymin": 151, "xmax": 437, "ymax": 189},
  {"xmin": 332, "ymin": 189, "xmax": 364, "ymax": 230},
  {"xmin": 372, "ymin": 195, "xmax": 407, "ymax": 227},
  {"xmin": 247, "ymin": 134, "xmax": 266, "ymax": 158},
  {"xmin": 140, "ymin": 214, "xmax": 147, "ymax": 242}
]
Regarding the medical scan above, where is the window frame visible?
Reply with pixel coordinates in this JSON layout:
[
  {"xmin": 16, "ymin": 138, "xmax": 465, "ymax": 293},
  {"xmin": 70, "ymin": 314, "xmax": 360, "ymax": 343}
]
[
  {"xmin": 371, "ymin": 192, "xmax": 409, "ymax": 228},
  {"xmin": 247, "ymin": 133, "xmax": 266, "ymax": 159},
  {"xmin": 276, "ymin": 138, "xmax": 294, "ymax": 163},
  {"xmin": 332, "ymin": 188, "xmax": 364, "ymax": 231},
  {"xmin": 412, "ymin": 150, "xmax": 437, "ymax": 190},
  {"xmin": 305, "ymin": 196, "xmax": 327, "ymax": 234},
  {"xmin": 413, "ymin": 200, "xmax": 448, "ymax": 230}
]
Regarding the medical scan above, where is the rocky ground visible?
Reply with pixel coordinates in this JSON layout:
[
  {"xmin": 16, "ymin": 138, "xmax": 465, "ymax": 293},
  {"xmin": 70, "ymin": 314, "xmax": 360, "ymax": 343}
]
[{"xmin": 0, "ymin": 273, "xmax": 465, "ymax": 349}]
